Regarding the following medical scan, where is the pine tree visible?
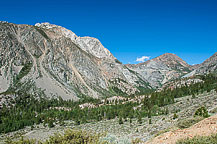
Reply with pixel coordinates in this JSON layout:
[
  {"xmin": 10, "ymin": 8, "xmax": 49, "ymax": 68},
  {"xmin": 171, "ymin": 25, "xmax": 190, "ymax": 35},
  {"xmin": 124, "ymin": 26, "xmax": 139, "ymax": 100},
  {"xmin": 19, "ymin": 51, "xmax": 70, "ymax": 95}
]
[
  {"xmin": 130, "ymin": 118, "xmax": 132, "ymax": 124},
  {"xmin": 75, "ymin": 119, "xmax": 80, "ymax": 125},
  {"xmin": 119, "ymin": 117, "xmax": 123, "ymax": 124},
  {"xmin": 137, "ymin": 115, "xmax": 142, "ymax": 124},
  {"xmin": 192, "ymin": 93, "xmax": 196, "ymax": 99},
  {"xmin": 48, "ymin": 121, "xmax": 54, "ymax": 128},
  {"xmin": 173, "ymin": 113, "xmax": 178, "ymax": 119},
  {"xmin": 194, "ymin": 106, "xmax": 209, "ymax": 118},
  {"xmin": 149, "ymin": 118, "xmax": 152, "ymax": 124}
]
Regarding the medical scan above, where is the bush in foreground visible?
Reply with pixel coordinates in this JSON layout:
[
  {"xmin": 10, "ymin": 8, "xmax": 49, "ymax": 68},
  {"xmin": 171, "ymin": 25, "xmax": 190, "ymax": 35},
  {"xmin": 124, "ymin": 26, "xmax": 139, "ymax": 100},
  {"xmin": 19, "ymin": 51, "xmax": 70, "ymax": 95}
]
[
  {"xmin": 6, "ymin": 129, "xmax": 106, "ymax": 144},
  {"xmin": 6, "ymin": 129, "xmax": 142, "ymax": 144},
  {"xmin": 44, "ymin": 129, "xmax": 105, "ymax": 144}
]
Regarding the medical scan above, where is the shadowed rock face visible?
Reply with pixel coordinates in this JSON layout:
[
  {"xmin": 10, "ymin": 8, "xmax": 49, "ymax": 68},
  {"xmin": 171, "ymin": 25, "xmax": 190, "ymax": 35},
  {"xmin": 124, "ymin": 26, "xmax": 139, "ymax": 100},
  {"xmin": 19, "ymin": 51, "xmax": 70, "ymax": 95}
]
[
  {"xmin": 126, "ymin": 53, "xmax": 192, "ymax": 88},
  {"xmin": 0, "ymin": 22, "xmax": 150, "ymax": 101}
]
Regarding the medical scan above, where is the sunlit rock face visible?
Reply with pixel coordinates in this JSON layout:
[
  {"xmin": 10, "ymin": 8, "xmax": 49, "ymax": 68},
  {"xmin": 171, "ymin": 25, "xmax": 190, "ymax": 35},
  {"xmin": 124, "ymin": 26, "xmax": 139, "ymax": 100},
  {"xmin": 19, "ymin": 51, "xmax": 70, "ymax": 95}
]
[
  {"xmin": 1, "ymin": 22, "xmax": 214, "ymax": 103},
  {"xmin": 126, "ymin": 53, "xmax": 192, "ymax": 88},
  {"xmin": 0, "ymin": 22, "xmax": 150, "ymax": 102}
]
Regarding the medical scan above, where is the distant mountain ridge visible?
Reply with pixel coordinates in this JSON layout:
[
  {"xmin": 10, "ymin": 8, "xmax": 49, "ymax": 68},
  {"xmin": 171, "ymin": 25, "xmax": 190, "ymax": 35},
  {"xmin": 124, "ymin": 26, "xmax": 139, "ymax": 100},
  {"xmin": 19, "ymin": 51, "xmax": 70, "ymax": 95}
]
[
  {"xmin": 126, "ymin": 53, "xmax": 193, "ymax": 88},
  {"xmin": 0, "ymin": 22, "xmax": 216, "ymax": 103},
  {"xmin": 187, "ymin": 52, "xmax": 217, "ymax": 77},
  {"xmin": 131, "ymin": 53, "xmax": 190, "ymax": 68}
]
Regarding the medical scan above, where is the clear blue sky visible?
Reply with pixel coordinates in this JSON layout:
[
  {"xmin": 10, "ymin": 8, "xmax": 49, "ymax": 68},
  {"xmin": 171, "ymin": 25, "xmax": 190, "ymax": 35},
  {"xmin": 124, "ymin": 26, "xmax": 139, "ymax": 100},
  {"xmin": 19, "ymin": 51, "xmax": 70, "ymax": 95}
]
[{"xmin": 1, "ymin": 0, "xmax": 217, "ymax": 64}]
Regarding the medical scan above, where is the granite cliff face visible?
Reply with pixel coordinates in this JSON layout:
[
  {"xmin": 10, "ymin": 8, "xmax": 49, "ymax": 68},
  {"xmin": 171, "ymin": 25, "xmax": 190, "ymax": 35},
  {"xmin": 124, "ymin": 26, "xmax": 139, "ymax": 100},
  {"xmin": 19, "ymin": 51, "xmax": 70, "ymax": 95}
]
[
  {"xmin": 0, "ymin": 22, "xmax": 150, "ymax": 102},
  {"xmin": 126, "ymin": 53, "xmax": 192, "ymax": 88}
]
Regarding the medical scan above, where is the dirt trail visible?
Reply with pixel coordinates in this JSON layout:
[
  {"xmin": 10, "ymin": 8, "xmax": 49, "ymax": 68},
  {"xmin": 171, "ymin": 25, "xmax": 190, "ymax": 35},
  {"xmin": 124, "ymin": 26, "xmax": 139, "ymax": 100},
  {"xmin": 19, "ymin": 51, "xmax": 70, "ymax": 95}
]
[{"xmin": 146, "ymin": 114, "xmax": 217, "ymax": 144}]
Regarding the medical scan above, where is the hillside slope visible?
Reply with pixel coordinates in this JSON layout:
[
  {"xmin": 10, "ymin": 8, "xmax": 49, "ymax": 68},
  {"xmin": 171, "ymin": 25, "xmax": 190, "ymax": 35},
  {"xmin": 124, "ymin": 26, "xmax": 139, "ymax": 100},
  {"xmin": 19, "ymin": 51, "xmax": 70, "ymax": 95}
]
[{"xmin": 146, "ymin": 114, "xmax": 217, "ymax": 144}]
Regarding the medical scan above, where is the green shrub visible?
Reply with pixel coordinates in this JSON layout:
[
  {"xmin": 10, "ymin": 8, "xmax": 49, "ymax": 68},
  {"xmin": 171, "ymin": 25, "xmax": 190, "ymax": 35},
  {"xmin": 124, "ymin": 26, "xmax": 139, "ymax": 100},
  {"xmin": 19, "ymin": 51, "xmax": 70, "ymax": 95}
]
[
  {"xmin": 119, "ymin": 117, "xmax": 124, "ymax": 124},
  {"xmin": 149, "ymin": 118, "xmax": 152, "ymax": 124},
  {"xmin": 137, "ymin": 115, "xmax": 142, "ymax": 124},
  {"xmin": 15, "ymin": 62, "xmax": 32, "ymax": 83},
  {"xmin": 48, "ymin": 121, "xmax": 54, "ymax": 128},
  {"xmin": 45, "ymin": 129, "xmax": 105, "ymax": 144},
  {"xmin": 176, "ymin": 133, "xmax": 217, "ymax": 144},
  {"xmin": 9, "ymin": 129, "xmax": 106, "ymax": 144},
  {"xmin": 173, "ymin": 113, "xmax": 178, "ymax": 119},
  {"xmin": 177, "ymin": 116, "xmax": 204, "ymax": 129},
  {"xmin": 194, "ymin": 106, "xmax": 209, "ymax": 118},
  {"xmin": 192, "ymin": 93, "xmax": 196, "ymax": 99},
  {"xmin": 154, "ymin": 128, "xmax": 171, "ymax": 137},
  {"xmin": 132, "ymin": 138, "xmax": 142, "ymax": 144},
  {"xmin": 5, "ymin": 136, "xmax": 38, "ymax": 144}
]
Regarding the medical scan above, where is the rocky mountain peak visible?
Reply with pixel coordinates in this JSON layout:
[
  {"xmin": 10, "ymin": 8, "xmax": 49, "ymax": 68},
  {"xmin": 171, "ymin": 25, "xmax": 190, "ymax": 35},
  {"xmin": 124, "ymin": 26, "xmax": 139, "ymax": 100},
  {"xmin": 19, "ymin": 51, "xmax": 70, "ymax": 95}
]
[
  {"xmin": 129, "ymin": 53, "xmax": 190, "ymax": 70},
  {"xmin": 126, "ymin": 53, "xmax": 192, "ymax": 88},
  {"xmin": 156, "ymin": 53, "xmax": 179, "ymax": 59},
  {"xmin": 35, "ymin": 22, "xmax": 78, "ymax": 41},
  {"xmin": 151, "ymin": 53, "xmax": 190, "ymax": 69},
  {"xmin": 35, "ymin": 22, "xmax": 113, "ymax": 59},
  {"xmin": 35, "ymin": 22, "xmax": 58, "ymax": 29}
]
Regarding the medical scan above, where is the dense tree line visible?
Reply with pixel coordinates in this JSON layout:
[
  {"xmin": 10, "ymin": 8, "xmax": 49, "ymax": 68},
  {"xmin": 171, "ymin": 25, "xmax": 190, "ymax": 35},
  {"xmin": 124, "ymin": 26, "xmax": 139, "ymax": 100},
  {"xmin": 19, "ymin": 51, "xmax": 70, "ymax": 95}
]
[{"xmin": 0, "ymin": 73, "xmax": 217, "ymax": 134}]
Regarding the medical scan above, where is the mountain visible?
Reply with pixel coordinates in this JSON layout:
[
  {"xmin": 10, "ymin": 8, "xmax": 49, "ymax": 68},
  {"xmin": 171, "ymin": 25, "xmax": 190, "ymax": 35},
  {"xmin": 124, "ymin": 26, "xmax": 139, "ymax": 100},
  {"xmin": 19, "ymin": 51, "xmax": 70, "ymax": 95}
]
[
  {"xmin": 185, "ymin": 52, "xmax": 217, "ymax": 77},
  {"xmin": 0, "ymin": 22, "xmax": 216, "ymax": 104},
  {"xmin": 0, "ymin": 22, "xmax": 151, "ymax": 103},
  {"xmin": 126, "ymin": 53, "xmax": 192, "ymax": 88}
]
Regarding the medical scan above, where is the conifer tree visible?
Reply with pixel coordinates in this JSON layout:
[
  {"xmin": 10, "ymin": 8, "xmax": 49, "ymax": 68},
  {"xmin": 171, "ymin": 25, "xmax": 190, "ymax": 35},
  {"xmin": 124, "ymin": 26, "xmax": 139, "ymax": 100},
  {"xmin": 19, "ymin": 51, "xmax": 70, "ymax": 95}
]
[
  {"xmin": 137, "ymin": 115, "xmax": 142, "ymax": 124},
  {"xmin": 119, "ymin": 116, "xmax": 123, "ymax": 124}
]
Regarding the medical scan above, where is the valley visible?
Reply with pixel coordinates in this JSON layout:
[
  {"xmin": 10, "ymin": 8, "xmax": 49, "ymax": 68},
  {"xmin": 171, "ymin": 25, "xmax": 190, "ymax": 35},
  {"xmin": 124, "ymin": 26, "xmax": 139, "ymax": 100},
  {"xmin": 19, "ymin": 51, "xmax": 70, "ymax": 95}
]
[
  {"xmin": 1, "ymin": 89, "xmax": 217, "ymax": 143},
  {"xmin": 0, "ymin": 22, "xmax": 217, "ymax": 144}
]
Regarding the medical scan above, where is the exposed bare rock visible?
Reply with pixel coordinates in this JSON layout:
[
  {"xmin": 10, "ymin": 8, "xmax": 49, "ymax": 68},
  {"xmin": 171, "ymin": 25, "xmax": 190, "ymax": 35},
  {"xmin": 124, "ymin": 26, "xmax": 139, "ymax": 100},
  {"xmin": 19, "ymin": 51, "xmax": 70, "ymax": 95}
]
[
  {"xmin": 126, "ymin": 53, "xmax": 192, "ymax": 88},
  {"xmin": 1, "ymin": 22, "xmax": 216, "ymax": 104},
  {"xmin": 183, "ymin": 52, "xmax": 217, "ymax": 78},
  {"xmin": 79, "ymin": 103, "xmax": 96, "ymax": 109},
  {"xmin": 161, "ymin": 78, "xmax": 203, "ymax": 90},
  {"xmin": 0, "ymin": 22, "xmax": 150, "ymax": 103},
  {"xmin": 194, "ymin": 52, "xmax": 217, "ymax": 74}
]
